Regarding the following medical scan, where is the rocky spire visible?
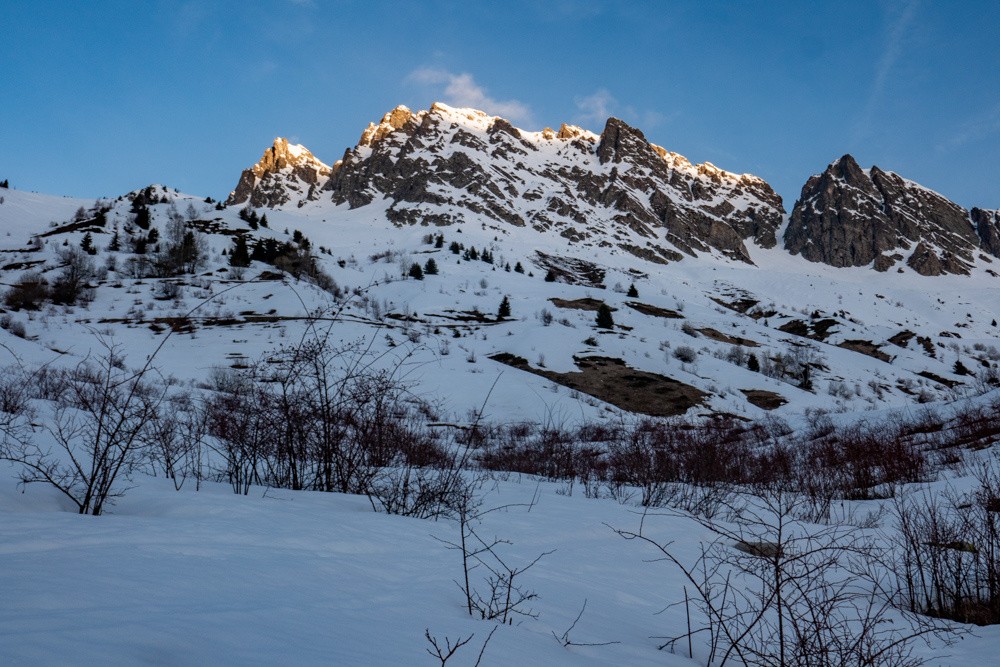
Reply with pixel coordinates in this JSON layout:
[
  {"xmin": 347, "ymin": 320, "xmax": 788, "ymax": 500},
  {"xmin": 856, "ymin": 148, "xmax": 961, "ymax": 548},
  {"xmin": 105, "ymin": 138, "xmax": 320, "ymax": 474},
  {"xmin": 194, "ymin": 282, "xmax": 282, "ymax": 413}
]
[
  {"xmin": 785, "ymin": 155, "xmax": 981, "ymax": 275},
  {"xmin": 225, "ymin": 138, "xmax": 332, "ymax": 208}
]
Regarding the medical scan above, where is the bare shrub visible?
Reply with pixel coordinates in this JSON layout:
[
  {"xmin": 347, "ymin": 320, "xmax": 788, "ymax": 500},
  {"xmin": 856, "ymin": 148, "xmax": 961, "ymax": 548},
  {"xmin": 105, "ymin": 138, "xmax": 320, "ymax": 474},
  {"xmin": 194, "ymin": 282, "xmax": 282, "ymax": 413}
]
[
  {"xmin": 616, "ymin": 487, "xmax": 954, "ymax": 666},
  {"xmin": 673, "ymin": 345, "xmax": 697, "ymax": 363},
  {"xmin": 1, "ymin": 345, "xmax": 164, "ymax": 514}
]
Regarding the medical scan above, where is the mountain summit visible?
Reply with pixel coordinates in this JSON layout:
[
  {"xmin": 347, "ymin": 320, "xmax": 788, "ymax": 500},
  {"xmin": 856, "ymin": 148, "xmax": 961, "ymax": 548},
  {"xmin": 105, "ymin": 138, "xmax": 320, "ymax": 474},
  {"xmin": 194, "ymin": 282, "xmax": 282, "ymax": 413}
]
[
  {"xmin": 784, "ymin": 155, "xmax": 996, "ymax": 275},
  {"xmin": 228, "ymin": 103, "xmax": 785, "ymax": 265},
  {"xmin": 226, "ymin": 138, "xmax": 332, "ymax": 209}
]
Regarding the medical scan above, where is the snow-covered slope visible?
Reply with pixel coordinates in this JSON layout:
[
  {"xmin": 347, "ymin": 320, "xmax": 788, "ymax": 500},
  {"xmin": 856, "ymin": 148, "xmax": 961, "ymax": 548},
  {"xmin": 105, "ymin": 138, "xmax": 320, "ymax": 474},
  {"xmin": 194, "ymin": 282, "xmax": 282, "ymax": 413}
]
[{"xmin": 0, "ymin": 177, "xmax": 998, "ymax": 424}]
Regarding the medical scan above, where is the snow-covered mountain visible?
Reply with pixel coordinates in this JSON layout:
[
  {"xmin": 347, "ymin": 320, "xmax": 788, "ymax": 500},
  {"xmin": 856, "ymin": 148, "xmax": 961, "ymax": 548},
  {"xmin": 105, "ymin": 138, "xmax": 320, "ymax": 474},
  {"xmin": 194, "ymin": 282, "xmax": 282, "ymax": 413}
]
[
  {"xmin": 233, "ymin": 103, "xmax": 785, "ymax": 265},
  {"xmin": 0, "ymin": 104, "xmax": 998, "ymax": 424},
  {"xmin": 3, "ymin": 104, "xmax": 1000, "ymax": 667},
  {"xmin": 785, "ymin": 154, "xmax": 1000, "ymax": 275}
]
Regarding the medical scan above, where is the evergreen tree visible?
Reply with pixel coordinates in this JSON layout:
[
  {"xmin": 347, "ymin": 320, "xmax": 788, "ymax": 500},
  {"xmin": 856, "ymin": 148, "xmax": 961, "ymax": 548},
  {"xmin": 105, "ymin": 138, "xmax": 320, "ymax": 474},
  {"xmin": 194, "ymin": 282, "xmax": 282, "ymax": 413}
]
[
  {"xmin": 748, "ymin": 353, "xmax": 760, "ymax": 372},
  {"xmin": 408, "ymin": 262, "xmax": 424, "ymax": 280},
  {"xmin": 798, "ymin": 365, "xmax": 813, "ymax": 391},
  {"xmin": 108, "ymin": 228, "xmax": 121, "ymax": 252},
  {"xmin": 497, "ymin": 295, "xmax": 511, "ymax": 320},
  {"xmin": 80, "ymin": 232, "xmax": 96, "ymax": 255},
  {"xmin": 514, "ymin": 262, "xmax": 524, "ymax": 274},
  {"xmin": 449, "ymin": 241, "xmax": 461, "ymax": 254},
  {"xmin": 147, "ymin": 227, "xmax": 159, "ymax": 244},
  {"xmin": 595, "ymin": 303, "xmax": 614, "ymax": 329},
  {"xmin": 424, "ymin": 258, "xmax": 438, "ymax": 275},
  {"xmin": 230, "ymin": 235, "xmax": 251, "ymax": 267},
  {"xmin": 435, "ymin": 234, "xmax": 444, "ymax": 248},
  {"xmin": 627, "ymin": 283, "xmax": 639, "ymax": 298},
  {"xmin": 0, "ymin": 179, "xmax": 8, "ymax": 188},
  {"xmin": 133, "ymin": 206, "xmax": 151, "ymax": 230},
  {"xmin": 544, "ymin": 269, "xmax": 556, "ymax": 282},
  {"xmin": 259, "ymin": 213, "xmax": 269, "ymax": 228}
]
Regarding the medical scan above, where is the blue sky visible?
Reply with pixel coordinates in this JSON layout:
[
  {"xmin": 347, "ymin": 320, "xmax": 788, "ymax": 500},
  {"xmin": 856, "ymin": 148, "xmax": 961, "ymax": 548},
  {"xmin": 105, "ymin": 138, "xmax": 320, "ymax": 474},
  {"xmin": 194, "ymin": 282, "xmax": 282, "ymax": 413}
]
[{"xmin": 1, "ymin": 1, "xmax": 998, "ymax": 211}]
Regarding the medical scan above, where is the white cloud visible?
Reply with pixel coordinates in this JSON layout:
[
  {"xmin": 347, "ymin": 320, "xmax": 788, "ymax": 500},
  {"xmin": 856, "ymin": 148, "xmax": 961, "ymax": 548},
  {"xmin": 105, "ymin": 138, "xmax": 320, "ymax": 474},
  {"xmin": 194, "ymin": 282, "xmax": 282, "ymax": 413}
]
[
  {"xmin": 852, "ymin": 1, "xmax": 919, "ymax": 144},
  {"xmin": 406, "ymin": 68, "xmax": 534, "ymax": 125},
  {"xmin": 573, "ymin": 88, "xmax": 671, "ymax": 132},
  {"xmin": 574, "ymin": 89, "xmax": 616, "ymax": 127}
]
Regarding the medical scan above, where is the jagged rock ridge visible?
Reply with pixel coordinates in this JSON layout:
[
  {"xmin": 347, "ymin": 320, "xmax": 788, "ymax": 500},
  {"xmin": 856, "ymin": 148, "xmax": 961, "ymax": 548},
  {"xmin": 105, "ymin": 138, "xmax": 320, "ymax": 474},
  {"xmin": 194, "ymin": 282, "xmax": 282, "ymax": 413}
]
[
  {"xmin": 785, "ymin": 155, "xmax": 997, "ymax": 276},
  {"xmin": 226, "ymin": 138, "xmax": 332, "ymax": 209},
  {"xmin": 230, "ymin": 103, "xmax": 785, "ymax": 265}
]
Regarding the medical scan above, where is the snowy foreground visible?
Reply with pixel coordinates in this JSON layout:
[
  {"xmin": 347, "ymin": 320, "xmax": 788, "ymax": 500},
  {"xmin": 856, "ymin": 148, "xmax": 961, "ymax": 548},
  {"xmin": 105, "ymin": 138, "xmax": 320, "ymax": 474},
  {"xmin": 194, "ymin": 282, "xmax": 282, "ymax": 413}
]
[{"xmin": 2, "ymin": 463, "xmax": 999, "ymax": 666}]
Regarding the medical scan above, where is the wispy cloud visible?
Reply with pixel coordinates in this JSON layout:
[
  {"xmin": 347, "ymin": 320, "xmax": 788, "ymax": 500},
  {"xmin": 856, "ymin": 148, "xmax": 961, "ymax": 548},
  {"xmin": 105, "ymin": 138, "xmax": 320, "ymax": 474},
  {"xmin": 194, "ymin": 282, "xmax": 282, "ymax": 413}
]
[
  {"xmin": 407, "ymin": 68, "xmax": 534, "ymax": 125},
  {"xmin": 573, "ymin": 88, "xmax": 669, "ymax": 131},
  {"xmin": 852, "ymin": 1, "xmax": 920, "ymax": 144},
  {"xmin": 937, "ymin": 102, "xmax": 1000, "ymax": 152}
]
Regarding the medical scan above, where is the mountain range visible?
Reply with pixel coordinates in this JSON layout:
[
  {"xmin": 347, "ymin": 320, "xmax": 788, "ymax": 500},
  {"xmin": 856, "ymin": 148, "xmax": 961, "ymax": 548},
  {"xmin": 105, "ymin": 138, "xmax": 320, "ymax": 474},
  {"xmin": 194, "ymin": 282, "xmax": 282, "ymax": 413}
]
[
  {"xmin": 0, "ymin": 102, "xmax": 998, "ymax": 422},
  {"xmin": 226, "ymin": 102, "xmax": 999, "ymax": 277}
]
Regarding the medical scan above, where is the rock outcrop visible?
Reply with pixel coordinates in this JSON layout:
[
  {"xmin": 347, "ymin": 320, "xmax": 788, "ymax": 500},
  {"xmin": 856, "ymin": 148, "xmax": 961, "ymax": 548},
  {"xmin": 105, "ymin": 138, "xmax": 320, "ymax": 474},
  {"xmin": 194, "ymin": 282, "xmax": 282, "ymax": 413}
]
[
  {"xmin": 785, "ymin": 155, "xmax": 985, "ymax": 275},
  {"xmin": 312, "ymin": 103, "xmax": 784, "ymax": 264},
  {"xmin": 225, "ymin": 138, "xmax": 332, "ymax": 209},
  {"xmin": 973, "ymin": 207, "xmax": 1000, "ymax": 258}
]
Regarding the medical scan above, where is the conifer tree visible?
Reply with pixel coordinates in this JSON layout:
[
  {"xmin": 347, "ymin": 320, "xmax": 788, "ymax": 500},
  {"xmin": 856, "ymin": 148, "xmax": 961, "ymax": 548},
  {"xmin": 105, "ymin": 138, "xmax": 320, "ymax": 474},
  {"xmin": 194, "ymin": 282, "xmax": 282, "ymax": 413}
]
[
  {"xmin": 408, "ymin": 262, "xmax": 424, "ymax": 280},
  {"xmin": 133, "ymin": 206, "xmax": 151, "ymax": 230},
  {"xmin": 497, "ymin": 295, "xmax": 511, "ymax": 320},
  {"xmin": 595, "ymin": 304, "xmax": 614, "ymax": 329},
  {"xmin": 748, "ymin": 353, "xmax": 760, "ymax": 372},
  {"xmin": 230, "ymin": 235, "xmax": 251, "ymax": 267},
  {"xmin": 627, "ymin": 283, "xmax": 639, "ymax": 298},
  {"xmin": 80, "ymin": 232, "xmax": 96, "ymax": 255},
  {"xmin": 514, "ymin": 262, "xmax": 524, "ymax": 274},
  {"xmin": 424, "ymin": 257, "xmax": 438, "ymax": 275}
]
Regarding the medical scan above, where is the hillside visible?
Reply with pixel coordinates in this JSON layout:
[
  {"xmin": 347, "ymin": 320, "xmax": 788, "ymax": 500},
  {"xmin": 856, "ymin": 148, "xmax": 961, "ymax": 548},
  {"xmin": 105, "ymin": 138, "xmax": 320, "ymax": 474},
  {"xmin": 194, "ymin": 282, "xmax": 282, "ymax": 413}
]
[{"xmin": 2, "ymin": 104, "xmax": 1000, "ymax": 666}]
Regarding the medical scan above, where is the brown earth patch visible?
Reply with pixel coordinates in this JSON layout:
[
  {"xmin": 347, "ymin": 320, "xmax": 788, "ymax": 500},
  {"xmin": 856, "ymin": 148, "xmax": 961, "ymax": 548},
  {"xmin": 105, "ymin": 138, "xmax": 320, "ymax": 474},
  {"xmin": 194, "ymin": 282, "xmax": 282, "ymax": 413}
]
[
  {"xmin": 778, "ymin": 318, "xmax": 839, "ymax": 341},
  {"xmin": 838, "ymin": 339, "xmax": 893, "ymax": 363},
  {"xmin": 549, "ymin": 297, "xmax": 610, "ymax": 312},
  {"xmin": 489, "ymin": 353, "xmax": 706, "ymax": 417},
  {"xmin": 917, "ymin": 370, "xmax": 962, "ymax": 388},
  {"xmin": 888, "ymin": 330, "xmax": 916, "ymax": 348},
  {"xmin": 699, "ymin": 327, "xmax": 760, "ymax": 347},
  {"xmin": 625, "ymin": 301, "xmax": 684, "ymax": 319},
  {"xmin": 740, "ymin": 389, "xmax": 788, "ymax": 410}
]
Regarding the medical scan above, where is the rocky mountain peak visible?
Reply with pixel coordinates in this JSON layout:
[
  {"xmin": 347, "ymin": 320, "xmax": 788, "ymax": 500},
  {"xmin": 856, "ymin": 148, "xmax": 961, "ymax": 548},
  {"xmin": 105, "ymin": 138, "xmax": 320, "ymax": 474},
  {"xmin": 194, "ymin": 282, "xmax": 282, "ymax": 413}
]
[
  {"xmin": 223, "ymin": 104, "xmax": 785, "ymax": 266},
  {"xmin": 225, "ymin": 138, "xmax": 332, "ymax": 208},
  {"xmin": 785, "ymin": 156, "xmax": 987, "ymax": 275},
  {"xmin": 315, "ymin": 105, "xmax": 785, "ymax": 263},
  {"xmin": 358, "ymin": 105, "xmax": 417, "ymax": 147}
]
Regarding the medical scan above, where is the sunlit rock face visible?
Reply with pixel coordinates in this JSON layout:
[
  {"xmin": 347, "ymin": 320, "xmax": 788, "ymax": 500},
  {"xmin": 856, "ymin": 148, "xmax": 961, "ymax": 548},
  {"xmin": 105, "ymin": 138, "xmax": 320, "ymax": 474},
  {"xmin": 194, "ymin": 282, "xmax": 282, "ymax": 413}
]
[{"xmin": 226, "ymin": 138, "xmax": 332, "ymax": 209}]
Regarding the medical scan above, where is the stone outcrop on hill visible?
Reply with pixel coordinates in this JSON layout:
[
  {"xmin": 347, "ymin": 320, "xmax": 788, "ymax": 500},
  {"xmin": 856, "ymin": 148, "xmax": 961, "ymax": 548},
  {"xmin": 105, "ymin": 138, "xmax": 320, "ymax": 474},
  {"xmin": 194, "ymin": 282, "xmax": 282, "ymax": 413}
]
[
  {"xmin": 785, "ymin": 155, "xmax": 993, "ymax": 276},
  {"xmin": 973, "ymin": 207, "xmax": 1000, "ymax": 259},
  {"xmin": 225, "ymin": 138, "xmax": 332, "ymax": 209}
]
